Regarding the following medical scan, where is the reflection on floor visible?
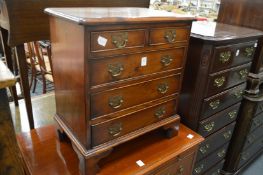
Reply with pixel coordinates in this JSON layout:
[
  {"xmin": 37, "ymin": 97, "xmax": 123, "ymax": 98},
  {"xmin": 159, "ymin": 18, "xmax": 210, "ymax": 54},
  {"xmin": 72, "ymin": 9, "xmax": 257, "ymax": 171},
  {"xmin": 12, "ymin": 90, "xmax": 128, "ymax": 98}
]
[{"xmin": 9, "ymin": 93, "xmax": 263, "ymax": 174}]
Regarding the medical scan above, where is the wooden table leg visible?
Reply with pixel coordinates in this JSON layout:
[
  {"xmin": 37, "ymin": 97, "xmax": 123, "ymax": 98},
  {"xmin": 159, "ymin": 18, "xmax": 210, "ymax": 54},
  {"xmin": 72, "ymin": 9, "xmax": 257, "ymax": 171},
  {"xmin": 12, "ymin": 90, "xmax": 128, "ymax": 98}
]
[
  {"xmin": 15, "ymin": 44, "xmax": 35, "ymax": 129},
  {"xmin": 0, "ymin": 28, "xmax": 19, "ymax": 106},
  {"xmin": 0, "ymin": 88, "xmax": 26, "ymax": 175}
]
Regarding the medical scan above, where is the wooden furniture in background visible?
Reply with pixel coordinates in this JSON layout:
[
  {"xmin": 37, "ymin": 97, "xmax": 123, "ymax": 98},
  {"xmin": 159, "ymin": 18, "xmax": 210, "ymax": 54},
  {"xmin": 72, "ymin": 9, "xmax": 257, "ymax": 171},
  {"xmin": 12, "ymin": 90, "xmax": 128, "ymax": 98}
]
[
  {"xmin": 17, "ymin": 124, "xmax": 203, "ymax": 175},
  {"xmin": 0, "ymin": 0, "xmax": 151, "ymax": 130},
  {"xmin": 0, "ymin": 60, "xmax": 26, "ymax": 175},
  {"xmin": 45, "ymin": 7, "xmax": 195, "ymax": 175},
  {"xmin": 178, "ymin": 22, "xmax": 263, "ymax": 175}
]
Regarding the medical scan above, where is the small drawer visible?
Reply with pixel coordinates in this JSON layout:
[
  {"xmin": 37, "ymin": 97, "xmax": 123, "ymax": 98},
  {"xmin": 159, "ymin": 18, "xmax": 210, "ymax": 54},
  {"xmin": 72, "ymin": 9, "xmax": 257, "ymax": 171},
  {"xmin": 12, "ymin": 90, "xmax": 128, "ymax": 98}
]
[
  {"xmin": 249, "ymin": 112, "xmax": 263, "ymax": 132},
  {"xmin": 198, "ymin": 103, "xmax": 240, "ymax": 137},
  {"xmin": 90, "ymin": 29, "xmax": 146, "ymax": 53},
  {"xmin": 244, "ymin": 125, "xmax": 263, "ymax": 149},
  {"xmin": 203, "ymin": 159, "xmax": 225, "ymax": 175},
  {"xmin": 149, "ymin": 27, "xmax": 190, "ymax": 46},
  {"xmin": 154, "ymin": 151, "xmax": 196, "ymax": 175},
  {"xmin": 238, "ymin": 136, "xmax": 263, "ymax": 169},
  {"xmin": 91, "ymin": 74, "xmax": 181, "ymax": 118},
  {"xmin": 206, "ymin": 63, "xmax": 251, "ymax": 97},
  {"xmin": 210, "ymin": 41, "xmax": 257, "ymax": 73},
  {"xmin": 255, "ymin": 101, "xmax": 263, "ymax": 116},
  {"xmin": 196, "ymin": 122, "xmax": 235, "ymax": 161},
  {"xmin": 193, "ymin": 143, "xmax": 229, "ymax": 175},
  {"xmin": 201, "ymin": 83, "xmax": 246, "ymax": 120},
  {"xmin": 90, "ymin": 47, "xmax": 186, "ymax": 86},
  {"xmin": 91, "ymin": 98, "xmax": 178, "ymax": 146}
]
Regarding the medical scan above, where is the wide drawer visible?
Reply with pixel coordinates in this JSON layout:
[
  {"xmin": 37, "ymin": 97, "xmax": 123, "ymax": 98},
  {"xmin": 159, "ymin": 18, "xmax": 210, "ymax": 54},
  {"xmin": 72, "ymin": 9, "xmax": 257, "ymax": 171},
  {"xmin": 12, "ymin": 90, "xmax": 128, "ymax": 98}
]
[
  {"xmin": 149, "ymin": 27, "xmax": 190, "ymax": 46},
  {"xmin": 196, "ymin": 122, "xmax": 235, "ymax": 161},
  {"xmin": 198, "ymin": 103, "xmax": 240, "ymax": 137},
  {"xmin": 238, "ymin": 136, "xmax": 263, "ymax": 169},
  {"xmin": 90, "ymin": 47, "xmax": 186, "ymax": 86},
  {"xmin": 200, "ymin": 83, "xmax": 246, "ymax": 120},
  {"xmin": 249, "ymin": 112, "xmax": 263, "ymax": 133},
  {"xmin": 244, "ymin": 124, "xmax": 263, "ymax": 149},
  {"xmin": 206, "ymin": 63, "xmax": 251, "ymax": 97},
  {"xmin": 91, "ymin": 98, "xmax": 178, "ymax": 146},
  {"xmin": 153, "ymin": 151, "xmax": 196, "ymax": 175},
  {"xmin": 203, "ymin": 159, "xmax": 225, "ymax": 175},
  {"xmin": 91, "ymin": 74, "xmax": 181, "ymax": 118},
  {"xmin": 90, "ymin": 29, "xmax": 146, "ymax": 53},
  {"xmin": 210, "ymin": 41, "xmax": 257, "ymax": 73},
  {"xmin": 193, "ymin": 143, "xmax": 229, "ymax": 175}
]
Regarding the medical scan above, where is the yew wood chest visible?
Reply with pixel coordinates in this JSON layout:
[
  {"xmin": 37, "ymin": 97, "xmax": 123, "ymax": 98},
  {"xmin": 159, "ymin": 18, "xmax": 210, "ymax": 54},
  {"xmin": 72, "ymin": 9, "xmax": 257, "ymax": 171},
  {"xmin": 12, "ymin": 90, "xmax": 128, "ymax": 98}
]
[
  {"xmin": 178, "ymin": 22, "xmax": 263, "ymax": 175},
  {"xmin": 45, "ymin": 7, "xmax": 194, "ymax": 175}
]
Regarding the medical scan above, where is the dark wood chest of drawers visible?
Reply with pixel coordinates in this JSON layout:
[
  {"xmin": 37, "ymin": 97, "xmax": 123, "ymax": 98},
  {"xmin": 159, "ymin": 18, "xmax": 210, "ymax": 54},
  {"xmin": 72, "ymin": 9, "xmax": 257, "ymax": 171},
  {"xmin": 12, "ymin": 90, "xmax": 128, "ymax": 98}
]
[
  {"xmin": 178, "ymin": 22, "xmax": 263, "ymax": 175},
  {"xmin": 45, "ymin": 7, "xmax": 195, "ymax": 175}
]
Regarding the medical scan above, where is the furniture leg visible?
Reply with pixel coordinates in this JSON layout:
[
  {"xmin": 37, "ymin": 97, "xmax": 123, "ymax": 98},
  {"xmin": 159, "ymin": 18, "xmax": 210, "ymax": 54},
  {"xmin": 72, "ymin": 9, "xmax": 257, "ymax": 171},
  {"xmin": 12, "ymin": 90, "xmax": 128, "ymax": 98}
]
[
  {"xmin": 15, "ymin": 44, "xmax": 35, "ymax": 129},
  {"xmin": 72, "ymin": 144, "xmax": 113, "ymax": 175},
  {"xmin": 0, "ymin": 28, "xmax": 19, "ymax": 106}
]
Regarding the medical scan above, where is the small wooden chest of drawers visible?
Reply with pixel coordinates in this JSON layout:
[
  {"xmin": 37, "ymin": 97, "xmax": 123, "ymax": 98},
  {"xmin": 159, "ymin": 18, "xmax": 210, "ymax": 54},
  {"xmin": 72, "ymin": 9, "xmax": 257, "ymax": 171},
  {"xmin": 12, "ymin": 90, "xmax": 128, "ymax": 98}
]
[
  {"xmin": 178, "ymin": 22, "xmax": 263, "ymax": 175},
  {"xmin": 45, "ymin": 7, "xmax": 195, "ymax": 175}
]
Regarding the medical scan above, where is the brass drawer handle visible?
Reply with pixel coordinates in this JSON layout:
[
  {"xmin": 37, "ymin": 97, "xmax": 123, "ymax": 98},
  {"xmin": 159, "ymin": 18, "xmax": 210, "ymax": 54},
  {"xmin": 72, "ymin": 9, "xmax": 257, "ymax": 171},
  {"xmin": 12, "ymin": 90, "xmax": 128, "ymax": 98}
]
[
  {"xmin": 164, "ymin": 30, "xmax": 176, "ymax": 43},
  {"xmin": 217, "ymin": 149, "xmax": 226, "ymax": 158},
  {"xmin": 211, "ymin": 169, "xmax": 221, "ymax": 175},
  {"xmin": 157, "ymin": 83, "xmax": 169, "ymax": 94},
  {"xmin": 108, "ymin": 123, "xmax": 123, "ymax": 137},
  {"xmin": 108, "ymin": 63, "xmax": 124, "ymax": 77},
  {"xmin": 244, "ymin": 47, "xmax": 254, "ymax": 57},
  {"xmin": 223, "ymin": 130, "xmax": 232, "ymax": 139},
  {"xmin": 214, "ymin": 76, "xmax": 226, "ymax": 88},
  {"xmin": 177, "ymin": 165, "xmax": 184, "ymax": 175},
  {"xmin": 161, "ymin": 55, "xmax": 173, "ymax": 66},
  {"xmin": 228, "ymin": 110, "xmax": 237, "ymax": 119},
  {"xmin": 154, "ymin": 106, "xmax": 166, "ymax": 119},
  {"xmin": 209, "ymin": 100, "xmax": 220, "ymax": 110},
  {"xmin": 239, "ymin": 69, "xmax": 249, "ymax": 80},
  {"xmin": 233, "ymin": 90, "xmax": 244, "ymax": 99},
  {"xmin": 194, "ymin": 164, "xmax": 204, "ymax": 174},
  {"xmin": 204, "ymin": 122, "xmax": 215, "ymax": 132},
  {"xmin": 199, "ymin": 144, "xmax": 210, "ymax": 154},
  {"xmin": 219, "ymin": 51, "xmax": 231, "ymax": 63},
  {"xmin": 112, "ymin": 32, "xmax": 128, "ymax": 48},
  {"xmin": 109, "ymin": 96, "xmax": 124, "ymax": 109}
]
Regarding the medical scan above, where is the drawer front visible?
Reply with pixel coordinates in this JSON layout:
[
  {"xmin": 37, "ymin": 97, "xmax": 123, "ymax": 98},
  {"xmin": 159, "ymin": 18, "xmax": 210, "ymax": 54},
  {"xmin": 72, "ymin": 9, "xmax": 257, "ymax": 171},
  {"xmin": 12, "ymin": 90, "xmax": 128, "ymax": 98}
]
[
  {"xmin": 238, "ymin": 136, "xmax": 263, "ymax": 168},
  {"xmin": 91, "ymin": 74, "xmax": 181, "ymax": 118},
  {"xmin": 203, "ymin": 159, "xmax": 225, "ymax": 175},
  {"xmin": 90, "ymin": 47, "xmax": 186, "ymax": 86},
  {"xmin": 90, "ymin": 29, "xmax": 146, "ymax": 53},
  {"xmin": 201, "ymin": 83, "xmax": 246, "ymax": 120},
  {"xmin": 198, "ymin": 103, "xmax": 240, "ymax": 137},
  {"xmin": 91, "ymin": 98, "xmax": 178, "ymax": 146},
  {"xmin": 154, "ymin": 151, "xmax": 196, "ymax": 175},
  {"xmin": 149, "ymin": 27, "xmax": 190, "ymax": 46},
  {"xmin": 249, "ymin": 112, "xmax": 263, "ymax": 132},
  {"xmin": 210, "ymin": 41, "xmax": 257, "ymax": 73},
  {"xmin": 255, "ymin": 101, "xmax": 263, "ymax": 116},
  {"xmin": 196, "ymin": 122, "xmax": 235, "ymax": 161},
  {"xmin": 244, "ymin": 124, "xmax": 263, "ymax": 149},
  {"xmin": 206, "ymin": 63, "xmax": 251, "ymax": 97},
  {"xmin": 193, "ymin": 143, "xmax": 229, "ymax": 175}
]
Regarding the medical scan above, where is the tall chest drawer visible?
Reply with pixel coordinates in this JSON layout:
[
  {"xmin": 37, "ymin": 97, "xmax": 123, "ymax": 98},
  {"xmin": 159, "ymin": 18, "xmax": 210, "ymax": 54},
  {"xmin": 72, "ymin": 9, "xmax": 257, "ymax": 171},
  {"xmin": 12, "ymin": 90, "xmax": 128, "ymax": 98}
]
[{"xmin": 203, "ymin": 159, "xmax": 225, "ymax": 175}]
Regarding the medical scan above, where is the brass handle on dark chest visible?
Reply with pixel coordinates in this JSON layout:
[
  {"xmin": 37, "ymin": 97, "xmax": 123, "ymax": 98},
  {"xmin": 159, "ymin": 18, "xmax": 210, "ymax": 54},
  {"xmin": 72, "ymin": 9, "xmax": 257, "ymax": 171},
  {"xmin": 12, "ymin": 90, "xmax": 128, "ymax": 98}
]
[
  {"xmin": 108, "ymin": 63, "xmax": 124, "ymax": 77},
  {"xmin": 239, "ymin": 69, "xmax": 248, "ymax": 80},
  {"xmin": 157, "ymin": 83, "xmax": 169, "ymax": 94},
  {"xmin": 112, "ymin": 32, "xmax": 128, "ymax": 48},
  {"xmin": 194, "ymin": 164, "xmax": 204, "ymax": 174},
  {"xmin": 214, "ymin": 76, "xmax": 226, "ymax": 88},
  {"xmin": 177, "ymin": 165, "xmax": 184, "ymax": 175},
  {"xmin": 199, "ymin": 144, "xmax": 210, "ymax": 154},
  {"xmin": 108, "ymin": 123, "xmax": 123, "ymax": 137},
  {"xmin": 204, "ymin": 122, "xmax": 215, "ymax": 132},
  {"xmin": 164, "ymin": 30, "xmax": 176, "ymax": 43},
  {"xmin": 209, "ymin": 100, "xmax": 220, "ymax": 110},
  {"xmin": 244, "ymin": 47, "xmax": 254, "ymax": 57},
  {"xmin": 211, "ymin": 169, "xmax": 221, "ymax": 175},
  {"xmin": 219, "ymin": 51, "xmax": 231, "ymax": 63},
  {"xmin": 109, "ymin": 96, "xmax": 124, "ymax": 109},
  {"xmin": 233, "ymin": 90, "xmax": 244, "ymax": 99},
  {"xmin": 161, "ymin": 55, "xmax": 173, "ymax": 66},
  {"xmin": 217, "ymin": 149, "xmax": 226, "ymax": 158},
  {"xmin": 228, "ymin": 110, "xmax": 237, "ymax": 119},
  {"xmin": 223, "ymin": 130, "xmax": 232, "ymax": 139},
  {"xmin": 155, "ymin": 106, "xmax": 166, "ymax": 119}
]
